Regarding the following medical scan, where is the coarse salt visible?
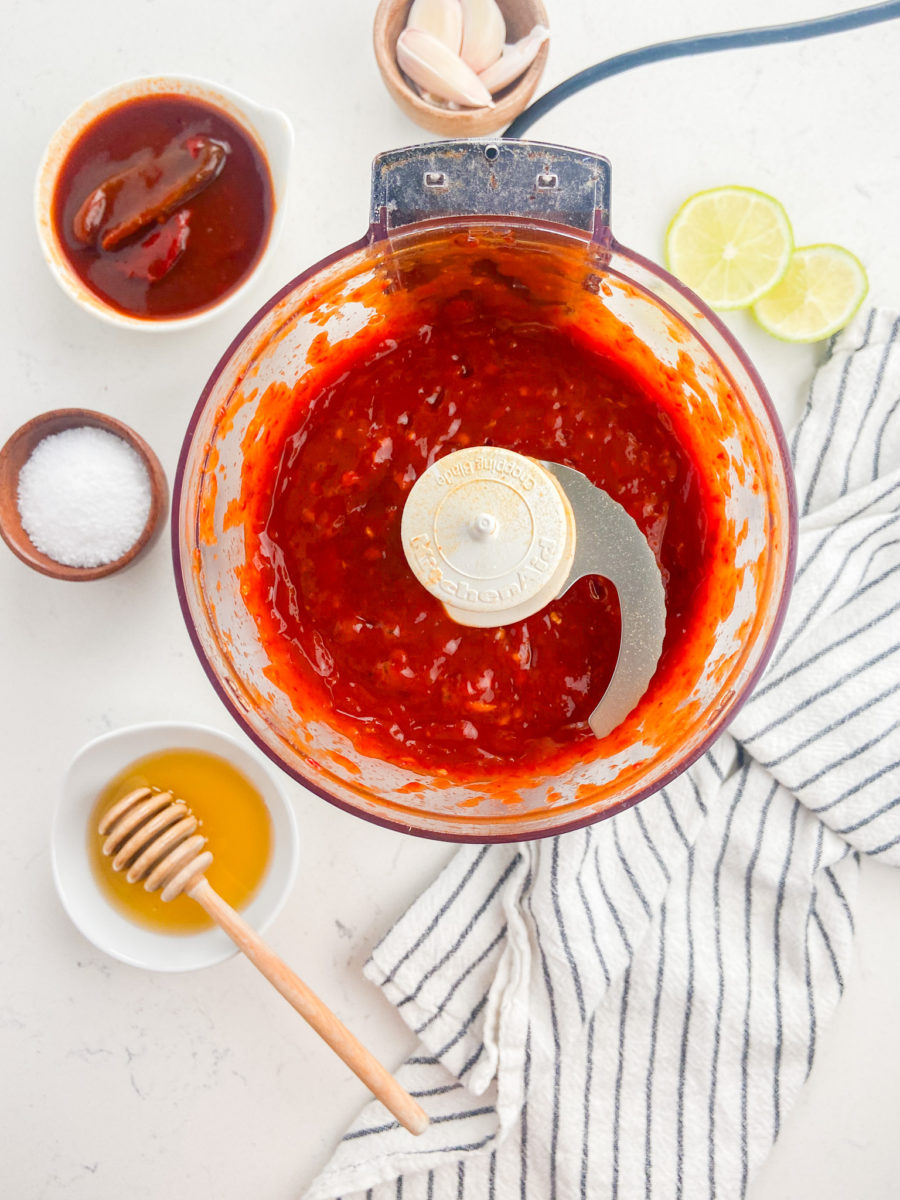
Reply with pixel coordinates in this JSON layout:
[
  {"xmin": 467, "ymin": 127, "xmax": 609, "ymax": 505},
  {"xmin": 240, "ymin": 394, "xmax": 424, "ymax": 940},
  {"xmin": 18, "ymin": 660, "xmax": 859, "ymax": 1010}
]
[{"xmin": 17, "ymin": 425, "xmax": 152, "ymax": 568}]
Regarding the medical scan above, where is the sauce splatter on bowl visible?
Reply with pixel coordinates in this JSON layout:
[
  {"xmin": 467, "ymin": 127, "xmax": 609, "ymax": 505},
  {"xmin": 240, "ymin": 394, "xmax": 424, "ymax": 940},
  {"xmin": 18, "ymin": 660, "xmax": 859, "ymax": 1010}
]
[{"xmin": 173, "ymin": 219, "xmax": 796, "ymax": 840}]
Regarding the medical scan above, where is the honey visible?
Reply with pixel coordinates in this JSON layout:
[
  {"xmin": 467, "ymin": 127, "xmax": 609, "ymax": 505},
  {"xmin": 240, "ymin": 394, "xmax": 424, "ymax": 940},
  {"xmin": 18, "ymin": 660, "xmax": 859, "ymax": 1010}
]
[{"xmin": 88, "ymin": 747, "xmax": 272, "ymax": 934}]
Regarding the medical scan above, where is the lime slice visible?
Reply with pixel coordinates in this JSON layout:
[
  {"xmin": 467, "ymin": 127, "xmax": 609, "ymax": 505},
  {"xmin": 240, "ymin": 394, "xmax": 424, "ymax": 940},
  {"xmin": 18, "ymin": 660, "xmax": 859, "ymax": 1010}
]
[
  {"xmin": 665, "ymin": 186, "xmax": 794, "ymax": 311},
  {"xmin": 751, "ymin": 244, "xmax": 869, "ymax": 342}
]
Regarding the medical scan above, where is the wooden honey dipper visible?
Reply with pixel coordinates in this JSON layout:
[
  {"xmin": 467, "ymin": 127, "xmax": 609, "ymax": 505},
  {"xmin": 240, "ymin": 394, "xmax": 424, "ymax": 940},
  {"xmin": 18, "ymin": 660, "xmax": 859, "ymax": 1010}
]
[{"xmin": 98, "ymin": 785, "xmax": 430, "ymax": 1135}]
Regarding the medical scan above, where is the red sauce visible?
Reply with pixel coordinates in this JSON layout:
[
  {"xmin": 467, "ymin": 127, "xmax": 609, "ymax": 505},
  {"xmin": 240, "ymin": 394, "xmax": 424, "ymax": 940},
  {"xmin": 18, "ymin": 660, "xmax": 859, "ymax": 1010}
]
[
  {"xmin": 52, "ymin": 95, "xmax": 273, "ymax": 319},
  {"xmin": 235, "ymin": 295, "xmax": 717, "ymax": 779}
]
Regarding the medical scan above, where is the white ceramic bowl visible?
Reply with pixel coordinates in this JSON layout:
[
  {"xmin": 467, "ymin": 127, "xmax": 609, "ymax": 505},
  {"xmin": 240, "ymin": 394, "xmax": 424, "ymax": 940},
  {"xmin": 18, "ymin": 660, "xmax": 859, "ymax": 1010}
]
[
  {"xmin": 51, "ymin": 722, "xmax": 299, "ymax": 971},
  {"xmin": 35, "ymin": 74, "xmax": 293, "ymax": 332}
]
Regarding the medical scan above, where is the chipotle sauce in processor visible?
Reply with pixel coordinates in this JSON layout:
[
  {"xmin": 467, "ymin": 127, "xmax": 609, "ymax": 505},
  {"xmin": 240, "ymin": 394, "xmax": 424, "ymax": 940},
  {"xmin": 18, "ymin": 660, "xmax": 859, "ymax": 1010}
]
[
  {"xmin": 52, "ymin": 95, "xmax": 273, "ymax": 319},
  {"xmin": 234, "ymin": 276, "xmax": 720, "ymax": 782}
]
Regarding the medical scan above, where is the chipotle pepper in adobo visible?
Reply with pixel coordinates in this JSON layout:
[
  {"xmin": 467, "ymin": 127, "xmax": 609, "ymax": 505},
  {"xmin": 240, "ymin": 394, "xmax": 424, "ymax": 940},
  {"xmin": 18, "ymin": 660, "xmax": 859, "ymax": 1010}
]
[{"xmin": 52, "ymin": 95, "xmax": 273, "ymax": 319}]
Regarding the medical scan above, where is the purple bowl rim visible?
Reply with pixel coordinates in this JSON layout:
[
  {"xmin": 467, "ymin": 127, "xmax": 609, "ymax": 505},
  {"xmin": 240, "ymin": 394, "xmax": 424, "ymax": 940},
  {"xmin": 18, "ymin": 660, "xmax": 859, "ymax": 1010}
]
[{"xmin": 171, "ymin": 221, "xmax": 799, "ymax": 844}]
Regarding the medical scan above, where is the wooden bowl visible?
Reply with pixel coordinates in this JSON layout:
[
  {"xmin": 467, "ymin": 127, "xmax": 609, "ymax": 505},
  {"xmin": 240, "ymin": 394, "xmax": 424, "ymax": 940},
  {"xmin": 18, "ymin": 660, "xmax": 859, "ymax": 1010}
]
[
  {"xmin": 374, "ymin": 0, "xmax": 549, "ymax": 137},
  {"xmin": 0, "ymin": 409, "xmax": 168, "ymax": 581}
]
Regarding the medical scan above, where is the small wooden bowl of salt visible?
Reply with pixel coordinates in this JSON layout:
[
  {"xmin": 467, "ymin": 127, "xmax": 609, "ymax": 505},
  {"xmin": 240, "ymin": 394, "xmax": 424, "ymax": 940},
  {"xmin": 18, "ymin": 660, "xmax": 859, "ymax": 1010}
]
[{"xmin": 0, "ymin": 409, "xmax": 167, "ymax": 581}]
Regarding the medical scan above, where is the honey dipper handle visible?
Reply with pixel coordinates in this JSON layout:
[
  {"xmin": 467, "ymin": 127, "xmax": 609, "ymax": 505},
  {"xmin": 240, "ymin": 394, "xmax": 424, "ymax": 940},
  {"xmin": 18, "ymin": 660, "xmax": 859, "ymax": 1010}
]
[{"xmin": 187, "ymin": 877, "xmax": 429, "ymax": 1136}]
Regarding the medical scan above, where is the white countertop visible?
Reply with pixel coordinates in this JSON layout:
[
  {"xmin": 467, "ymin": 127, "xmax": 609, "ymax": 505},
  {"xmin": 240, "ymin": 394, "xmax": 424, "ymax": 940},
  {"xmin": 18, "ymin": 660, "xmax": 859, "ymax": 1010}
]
[{"xmin": 3, "ymin": 1, "xmax": 900, "ymax": 1196}]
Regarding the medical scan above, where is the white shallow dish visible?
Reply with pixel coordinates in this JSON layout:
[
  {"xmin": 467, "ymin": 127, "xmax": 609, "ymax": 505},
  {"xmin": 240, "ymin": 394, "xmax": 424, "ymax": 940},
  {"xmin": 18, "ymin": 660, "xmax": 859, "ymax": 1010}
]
[
  {"xmin": 52, "ymin": 721, "xmax": 299, "ymax": 972},
  {"xmin": 35, "ymin": 73, "xmax": 293, "ymax": 332}
]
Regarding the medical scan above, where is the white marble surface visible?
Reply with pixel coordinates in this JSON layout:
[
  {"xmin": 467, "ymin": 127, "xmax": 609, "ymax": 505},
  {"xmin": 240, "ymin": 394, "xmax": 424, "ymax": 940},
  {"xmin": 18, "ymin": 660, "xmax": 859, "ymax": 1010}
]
[{"xmin": 2, "ymin": 1, "xmax": 899, "ymax": 1196}]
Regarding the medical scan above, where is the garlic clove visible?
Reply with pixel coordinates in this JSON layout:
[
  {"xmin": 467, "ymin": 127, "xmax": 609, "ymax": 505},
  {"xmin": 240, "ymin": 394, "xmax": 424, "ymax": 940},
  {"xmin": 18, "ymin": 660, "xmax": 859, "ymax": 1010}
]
[
  {"xmin": 459, "ymin": 0, "xmax": 506, "ymax": 74},
  {"xmin": 406, "ymin": 0, "xmax": 464, "ymax": 54},
  {"xmin": 397, "ymin": 27, "xmax": 494, "ymax": 108},
  {"xmin": 478, "ymin": 24, "xmax": 549, "ymax": 95}
]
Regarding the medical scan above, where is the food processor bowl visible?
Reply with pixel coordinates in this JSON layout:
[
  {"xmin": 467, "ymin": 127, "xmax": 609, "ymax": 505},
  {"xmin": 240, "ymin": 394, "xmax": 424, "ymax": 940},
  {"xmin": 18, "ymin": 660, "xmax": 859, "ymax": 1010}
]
[{"xmin": 173, "ymin": 140, "xmax": 796, "ymax": 841}]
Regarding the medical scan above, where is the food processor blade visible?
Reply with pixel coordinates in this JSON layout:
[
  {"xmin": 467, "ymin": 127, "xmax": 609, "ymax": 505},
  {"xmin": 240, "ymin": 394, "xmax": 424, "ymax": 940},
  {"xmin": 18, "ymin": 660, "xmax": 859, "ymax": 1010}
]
[{"xmin": 401, "ymin": 446, "xmax": 666, "ymax": 738}]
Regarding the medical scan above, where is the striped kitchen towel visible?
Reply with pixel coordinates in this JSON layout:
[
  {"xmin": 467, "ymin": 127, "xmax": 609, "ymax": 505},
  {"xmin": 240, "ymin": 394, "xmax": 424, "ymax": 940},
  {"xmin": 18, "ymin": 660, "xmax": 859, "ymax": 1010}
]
[{"xmin": 302, "ymin": 307, "xmax": 900, "ymax": 1200}]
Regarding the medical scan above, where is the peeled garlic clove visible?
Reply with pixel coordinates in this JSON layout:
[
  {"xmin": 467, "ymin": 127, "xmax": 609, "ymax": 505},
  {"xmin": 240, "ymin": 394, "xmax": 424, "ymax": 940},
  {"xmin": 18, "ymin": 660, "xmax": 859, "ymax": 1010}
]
[
  {"xmin": 479, "ymin": 24, "xmax": 549, "ymax": 94},
  {"xmin": 459, "ymin": 0, "xmax": 506, "ymax": 73},
  {"xmin": 397, "ymin": 27, "xmax": 494, "ymax": 108},
  {"xmin": 406, "ymin": 0, "xmax": 463, "ymax": 54}
]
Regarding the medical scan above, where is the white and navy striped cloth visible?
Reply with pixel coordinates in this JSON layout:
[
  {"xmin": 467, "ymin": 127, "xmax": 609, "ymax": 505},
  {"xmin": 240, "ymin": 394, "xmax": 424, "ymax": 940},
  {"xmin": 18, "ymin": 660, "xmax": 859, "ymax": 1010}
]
[{"xmin": 303, "ymin": 307, "xmax": 900, "ymax": 1200}]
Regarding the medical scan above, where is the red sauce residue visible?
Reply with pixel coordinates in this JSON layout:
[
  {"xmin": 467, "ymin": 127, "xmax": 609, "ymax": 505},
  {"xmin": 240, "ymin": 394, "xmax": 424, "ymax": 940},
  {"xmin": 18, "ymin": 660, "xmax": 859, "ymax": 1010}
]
[
  {"xmin": 234, "ymin": 270, "xmax": 727, "ymax": 783},
  {"xmin": 52, "ymin": 95, "xmax": 273, "ymax": 319}
]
